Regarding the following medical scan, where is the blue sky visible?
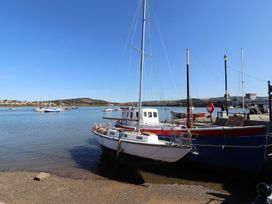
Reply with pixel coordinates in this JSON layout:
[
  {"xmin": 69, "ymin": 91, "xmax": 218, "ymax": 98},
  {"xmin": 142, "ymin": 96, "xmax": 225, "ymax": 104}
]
[{"xmin": 0, "ymin": 0, "xmax": 271, "ymax": 102}]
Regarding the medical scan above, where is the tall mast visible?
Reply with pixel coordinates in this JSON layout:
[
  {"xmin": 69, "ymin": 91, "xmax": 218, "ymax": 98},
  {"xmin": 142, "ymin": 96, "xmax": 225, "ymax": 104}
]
[
  {"xmin": 224, "ymin": 54, "xmax": 229, "ymax": 116},
  {"xmin": 137, "ymin": 0, "xmax": 147, "ymax": 132},
  {"xmin": 186, "ymin": 48, "xmax": 192, "ymax": 128},
  {"xmin": 268, "ymin": 80, "xmax": 272, "ymax": 122},
  {"xmin": 241, "ymin": 48, "xmax": 245, "ymax": 111}
]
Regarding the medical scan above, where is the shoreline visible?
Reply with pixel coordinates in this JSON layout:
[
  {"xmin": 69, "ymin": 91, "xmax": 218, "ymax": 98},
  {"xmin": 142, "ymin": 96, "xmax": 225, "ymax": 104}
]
[{"xmin": 0, "ymin": 171, "xmax": 228, "ymax": 204}]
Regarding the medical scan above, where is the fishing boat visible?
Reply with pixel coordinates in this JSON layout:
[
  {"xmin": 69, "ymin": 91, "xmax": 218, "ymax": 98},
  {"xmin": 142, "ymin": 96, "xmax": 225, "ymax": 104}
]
[
  {"xmin": 92, "ymin": 0, "xmax": 192, "ymax": 163},
  {"xmin": 111, "ymin": 49, "xmax": 271, "ymax": 172}
]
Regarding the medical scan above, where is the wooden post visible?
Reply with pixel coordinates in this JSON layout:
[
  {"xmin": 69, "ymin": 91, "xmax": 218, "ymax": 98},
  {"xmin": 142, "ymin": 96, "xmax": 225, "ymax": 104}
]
[
  {"xmin": 269, "ymin": 80, "xmax": 272, "ymax": 122},
  {"xmin": 224, "ymin": 55, "xmax": 229, "ymax": 116}
]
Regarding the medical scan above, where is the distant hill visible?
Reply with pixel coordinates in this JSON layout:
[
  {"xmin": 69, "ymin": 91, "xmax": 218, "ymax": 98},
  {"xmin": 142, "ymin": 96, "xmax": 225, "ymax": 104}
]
[
  {"xmin": 140, "ymin": 96, "xmax": 269, "ymax": 107},
  {"xmin": 0, "ymin": 98, "xmax": 112, "ymax": 107},
  {"xmin": 0, "ymin": 96, "xmax": 269, "ymax": 107},
  {"xmin": 50, "ymin": 98, "xmax": 112, "ymax": 106}
]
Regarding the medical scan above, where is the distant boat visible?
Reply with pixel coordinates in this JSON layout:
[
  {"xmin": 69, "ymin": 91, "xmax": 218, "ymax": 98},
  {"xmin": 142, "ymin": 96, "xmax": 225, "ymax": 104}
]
[
  {"xmin": 33, "ymin": 107, "xmax": 45, "ymax": 112},
  {"xmin": 228, "ymin": 105, "xmax": 234, "ymax": 109},
  {"xmin": 71, "ymin": 100, "xmax": 78, "ymax": 109},
  {"xmin": 102, "ymin": 107, "xmax": 114, "ymax": 112},
  {"xmin": 33, "ymin": 101, "xmax": 45, "ymax": 112},
  {"xmin": 43, "ymin": 107, "xmax": 60, "ymax": 113}
]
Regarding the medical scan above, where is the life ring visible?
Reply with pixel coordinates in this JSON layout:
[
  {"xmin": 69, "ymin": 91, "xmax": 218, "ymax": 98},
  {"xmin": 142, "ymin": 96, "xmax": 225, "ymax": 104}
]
[{"xmin": 206, "ymin": 103, "xmax": 215, "ymax": 114}]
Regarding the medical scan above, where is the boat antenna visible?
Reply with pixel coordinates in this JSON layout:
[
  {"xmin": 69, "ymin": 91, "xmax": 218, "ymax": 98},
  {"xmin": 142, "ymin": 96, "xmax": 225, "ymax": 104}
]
[
  {"xmin": 186, "ymin": 48, "xmax": 193, "ymax": 128},
  {"xmin": 224, "ymin": 54, "xmax": 229, "ymax": 116},
  {"xmin": 137, "ymin": 0, "xmax": 147, "ymax": 132}
]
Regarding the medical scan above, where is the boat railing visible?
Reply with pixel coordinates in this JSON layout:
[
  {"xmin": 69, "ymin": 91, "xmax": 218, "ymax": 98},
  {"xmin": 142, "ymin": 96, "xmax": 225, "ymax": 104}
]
[
  {"xmin": 217, "ymin": 111, "xmax": 247, "ymax": 118},
  {"xmin": 93, "ymin": 123, "xmax": 113, "ymax": 129},
  {"xmin": 171, "ymin": 129, "xmax": 193, "ymax": 148}
]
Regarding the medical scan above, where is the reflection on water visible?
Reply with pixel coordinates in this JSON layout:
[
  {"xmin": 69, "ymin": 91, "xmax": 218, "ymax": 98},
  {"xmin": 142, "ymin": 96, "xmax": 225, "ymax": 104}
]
[{"xmin": 0, "ymin": 106, "xmax": 265, "ymax": 202}]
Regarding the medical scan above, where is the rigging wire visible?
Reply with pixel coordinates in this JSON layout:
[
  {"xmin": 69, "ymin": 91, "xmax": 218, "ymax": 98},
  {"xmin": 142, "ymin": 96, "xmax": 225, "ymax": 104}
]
[
  {"xmin": 190, "ymin": 51, "xmax": 225, "ymax": 85},
  {"xmin": 125, "ymin": 0, "xmax": 143, "ymax": 103},
  {"xmin": 105, "ymin": 0, "xmax": 142, "ymax": 103},
  {"xmin": 227, "ymin": 65, "xmax": 267, "ymax": 84},
  {"xmin": 152, "ymin": 9, "xmax": 180, "ymax": 102},
  {"xmin": 146, "ymin": 1, "xmax": 166, "ymax": 105},
  {"xmin": 121, "ymin": 0, "xmax": 142, "ymax": 60}
]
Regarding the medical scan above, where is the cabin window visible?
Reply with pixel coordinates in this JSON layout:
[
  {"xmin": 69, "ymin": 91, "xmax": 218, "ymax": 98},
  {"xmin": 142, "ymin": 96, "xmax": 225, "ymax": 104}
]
[
  {"xmin": 144, "ymin": 112, "xmax": 147, "ymax": 117},
  {"xmin": 153, "ymin": 112, "xmax": 157, "ymax": 118},
  {"xmin": 136, "ymin": 112, "xmax": 138, "ymax": 118},
  {"xmin": 127, "ymin": 112, "xmax": 129, "ymax": 117},
  {"xmin": 110, "ymin": 131, "xmax": 115, "ymax": 136},
  {"xmin": 136, "ymin": 136, "xmax": 143, "ymax": 140},
  {"xmin": 148, "ymin": 112, "xmax": 152, "ymax": 118},
  {"xmin": 130, "ymin": 112, "xmax": 133, "ymax": 118}
]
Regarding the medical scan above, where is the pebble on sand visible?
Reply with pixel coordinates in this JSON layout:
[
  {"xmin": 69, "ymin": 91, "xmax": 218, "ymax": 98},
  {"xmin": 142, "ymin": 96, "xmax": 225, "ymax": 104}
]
[{"xmin": 33, "ymin": 172, "xmax": 51, "ymax": 181}]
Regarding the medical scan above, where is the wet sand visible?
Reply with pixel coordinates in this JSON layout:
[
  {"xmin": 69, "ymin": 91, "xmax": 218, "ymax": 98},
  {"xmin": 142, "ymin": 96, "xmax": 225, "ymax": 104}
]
[{"xmin": 0, "ymin": 171, "xmax": 228, "ymax": 204}]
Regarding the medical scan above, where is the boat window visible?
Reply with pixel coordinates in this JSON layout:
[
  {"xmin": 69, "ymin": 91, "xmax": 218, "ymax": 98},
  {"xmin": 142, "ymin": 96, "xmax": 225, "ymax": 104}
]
[
  {"xmin": 130, "ymin": 112, "xmax": 133, "ymax": 118},
  {"xmin": 136, "ymin": 136, "xmax": 143, "ymax": 140},
  {"xmin": 148, "ymin": 112, "xmax": 152, "ymax": 118},
  {"xmin": 136, "ymin": 112, "xmax": 138, "ymax": 118},
  {"xmin": 153, "ymin": 112, "xmax": 157, "ymax": 118},
  {"xmin": 144, "ymin": 112, "xmax": 147, "ymax": 117},
  {"xmin": 127, "ymin": 112, "xmax": 129, "ymax": 117}
]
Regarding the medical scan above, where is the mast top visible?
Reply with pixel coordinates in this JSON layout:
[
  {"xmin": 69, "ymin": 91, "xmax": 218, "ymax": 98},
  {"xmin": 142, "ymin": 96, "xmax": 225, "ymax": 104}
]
[{"xmin": 186, "ymin": 48, "xmax": 190, "ymax": 65}]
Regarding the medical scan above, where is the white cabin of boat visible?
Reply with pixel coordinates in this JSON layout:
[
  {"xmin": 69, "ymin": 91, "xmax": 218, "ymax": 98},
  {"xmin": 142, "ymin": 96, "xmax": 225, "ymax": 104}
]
[
  {"xmin": 119, "ymin": 107, "xmax": 160, "ymax": 126},
  {"xmin": 107, "ymin": 128, "xmax": 162, "ymax": 144}
]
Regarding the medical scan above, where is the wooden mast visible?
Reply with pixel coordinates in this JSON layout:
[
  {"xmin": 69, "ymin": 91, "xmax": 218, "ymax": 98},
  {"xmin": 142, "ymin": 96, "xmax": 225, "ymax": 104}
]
[
  {"xmin": 241, "ymin": 48, "xmax": 245, "ymax": 111},
  {"xmin": 186, "ymin": 48, "xmax": 193, "ymax": 128},
  {"xmin": 137, "ymin": 0, "xmax": 147, "ymax": 132},
  {"xmin": 224, "ymin": 54, "xmax": 229, "ymax": 116},
  {"xmin": 268, "ymin": 80, "xmax": 272, "ymax": 122}
]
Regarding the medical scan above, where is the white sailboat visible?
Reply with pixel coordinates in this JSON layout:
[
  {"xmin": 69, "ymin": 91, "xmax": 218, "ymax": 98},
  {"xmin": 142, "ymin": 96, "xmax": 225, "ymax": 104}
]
[
  {"xmin": 43, "ymin": 100, "xmax": 60, "ymax": 113},
  {"xmin": 33, "ymin": 101, "xmax": 45, "ymax": 112},
  {"xmin": 92, "ymin": 0, "xmax": 192, "ymax": 162}
]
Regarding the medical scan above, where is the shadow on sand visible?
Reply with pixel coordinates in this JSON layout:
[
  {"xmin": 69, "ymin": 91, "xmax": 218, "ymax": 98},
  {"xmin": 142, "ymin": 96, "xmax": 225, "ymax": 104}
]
[
  {"xmin": 69, "ymin": 138, "xmax": 145, "ymax": 184},
  {"xmin": 69, "ymin": 137, "xmax": 272, "ymax": 203}
]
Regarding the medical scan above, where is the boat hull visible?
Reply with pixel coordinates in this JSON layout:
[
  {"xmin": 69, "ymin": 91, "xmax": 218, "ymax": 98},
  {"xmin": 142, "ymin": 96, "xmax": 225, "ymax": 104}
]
[
  {"xmin": 93, "ymin": 130, "xmax": 191, "ymax": 163},
  {"xmin": 183, "ymin": 127, "xmax": 268, "ymax": 172},
  {"xmin": 116, "ymin": 123, "xmax": 269, "ymax": 171}
]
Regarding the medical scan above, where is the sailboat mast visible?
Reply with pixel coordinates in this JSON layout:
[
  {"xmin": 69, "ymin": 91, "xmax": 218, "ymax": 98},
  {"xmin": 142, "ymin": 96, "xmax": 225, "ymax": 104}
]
[
  {"xmin": 137, "ymin": 0, "xmax": 147, "ymax": 132},
  {"xmin": 241, "ymin": 48, "xmax": 245, "ymax": 111}
]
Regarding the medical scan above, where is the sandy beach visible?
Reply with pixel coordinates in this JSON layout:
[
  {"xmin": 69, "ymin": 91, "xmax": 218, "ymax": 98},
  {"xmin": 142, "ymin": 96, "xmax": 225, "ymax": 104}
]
[{"xmin": 0, "ymin": 171, "xmax": 231, "ymax": 204}]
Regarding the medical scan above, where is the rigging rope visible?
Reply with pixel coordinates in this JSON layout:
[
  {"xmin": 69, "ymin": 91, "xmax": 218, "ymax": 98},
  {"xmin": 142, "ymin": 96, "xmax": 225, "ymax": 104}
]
[
  {"xmin": 125, "ymin": 0, "xmax": 142, "ymax": 102},
  {"xmin": 152, "ymin": 10, "xmax": 180, "ymax": 102}
]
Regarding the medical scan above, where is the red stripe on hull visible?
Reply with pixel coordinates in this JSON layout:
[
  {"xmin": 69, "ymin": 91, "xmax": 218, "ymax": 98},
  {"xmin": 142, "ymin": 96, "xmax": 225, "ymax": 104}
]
[{"xmin": 140, "ymin": 127, "xmax": 266, "ymax": 137}]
